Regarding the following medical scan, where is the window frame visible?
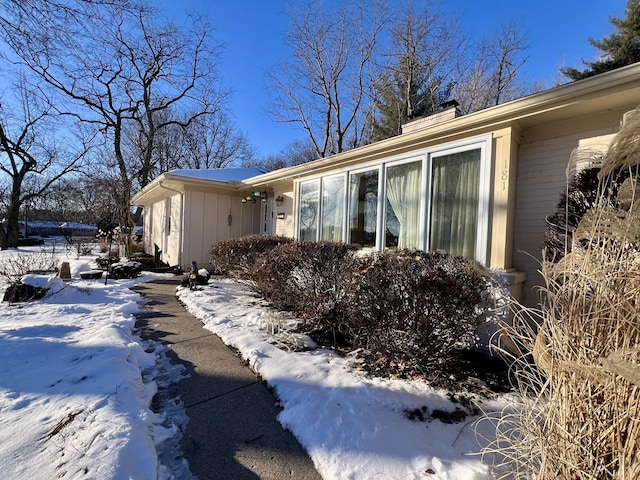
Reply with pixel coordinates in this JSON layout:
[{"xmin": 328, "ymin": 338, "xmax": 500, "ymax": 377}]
[
  {"xmin": 424, "ymin": 136, "xmax": 491, "ymax": 264},
  {"xmin": 346, "ymin": 165, "xmax": 383, "ymax": 250},
  {"xmin": 381, "ymin": 155, "xmax": 427, "ymax": 250},
  {"xmin": 296, "ymin": 178, "xmax": 321, "ymax": 241},
  {"xmin": 320, "ymin": 173, "xmax": 348, "ymax": 242}
]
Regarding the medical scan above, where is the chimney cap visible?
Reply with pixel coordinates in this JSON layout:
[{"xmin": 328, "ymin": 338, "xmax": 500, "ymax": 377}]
[{"xmin": 438, "ymin": 99, "xmax": 459, "ymax": 110}]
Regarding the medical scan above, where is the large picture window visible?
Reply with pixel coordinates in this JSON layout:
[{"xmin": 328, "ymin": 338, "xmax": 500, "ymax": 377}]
[
  {"xmin": 295, "ymin": 135, "xmax": 490, "ymax": 262},
  {"xmin": 299, "ymin": 180, "xmax": 319, "ymax": 241},
  {"xmin": 349, "ymin": 169, "xmax": 379, "ymax": 248},
  {"xmin": 385, "ymin": 160, "xmax": 422, "ymax": 249},
  {"xmin": 321, "ymin": 175, "xmax": 345, "ymax": 241},
  {"xmin": 429, "ymin": 148, "xmax": 482, "ymax": 259}
]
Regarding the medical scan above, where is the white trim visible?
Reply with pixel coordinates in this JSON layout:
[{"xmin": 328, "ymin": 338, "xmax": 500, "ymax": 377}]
[
  {"xmin": 320, "ymin": 173, "xmax": 347, "ymax": 242},
  {"xmin": 296, "ymin": 178, "xmax": 320, "ymax": 241}
]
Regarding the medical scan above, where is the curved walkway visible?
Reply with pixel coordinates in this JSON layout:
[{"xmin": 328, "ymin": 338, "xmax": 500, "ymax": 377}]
[{"xmin": 134, "ymin": 278, "xmax": 322, "ymax": 480}]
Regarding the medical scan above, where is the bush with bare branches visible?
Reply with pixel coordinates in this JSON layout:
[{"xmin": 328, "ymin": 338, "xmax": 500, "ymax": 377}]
[
  {"xmin": 0, "ymin": 250, "xmax": 58, "ymax": 285},
  {"xmin": 209, "ymin": 235, "xmax": 294, "ymax": 277},
  {"xmin": 342, "ymin": 250, "xmax": 493, "ymax": 379}
]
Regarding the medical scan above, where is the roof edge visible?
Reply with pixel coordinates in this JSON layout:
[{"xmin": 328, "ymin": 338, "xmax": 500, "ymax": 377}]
[{"xmin": 245, "ymin": 62, "xmax": 640, "ymax": 185}]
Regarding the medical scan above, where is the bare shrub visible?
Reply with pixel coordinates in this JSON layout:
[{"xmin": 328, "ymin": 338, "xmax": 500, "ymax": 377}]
[
  {"xmin": 251, "ymin": 241, "xmax": 359, "ymax": 342},
  {"xmin": 341, "ymin": 250, "xmax": 492, "ymax": 378},
  {"xmin": 209, "ymin": 235, "xmax": 294, "ymax": 277},
  {"xmin": 486, "ymin": 107, "xmax": 640, "ymax": 479},
  {"xmin": 0, "ymin": 250, "xmax": 58, "ymax": 285}
]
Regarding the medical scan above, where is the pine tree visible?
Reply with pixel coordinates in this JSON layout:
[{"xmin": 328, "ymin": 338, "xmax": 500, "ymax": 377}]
[
  {"xmin": 371, "ymin": 2, "xmax": 458, "ymax": 142},
  {"xmin": 372, "ymin": 67, "xmax": 451, "ymax": 142},
  {"xmin": 561, "ymin": 0, "xmax": 640, "ymax": 80}
]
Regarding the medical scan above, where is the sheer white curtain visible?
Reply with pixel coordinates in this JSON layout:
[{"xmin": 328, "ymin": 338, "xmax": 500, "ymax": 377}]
[
  {"xmin": 386, "ymin": 161, "xmax": 422, "ymax": 249},
  {"xmin": 430, "ymin": 150, "xmax": 480, "ymax": 258},
  {"xmin": 321, "ymin": 176, "xmax": 344, "ymax": 241},
  {"xmin": 299, "ymin": 181, "xmax": 319, "ymax": 241}
]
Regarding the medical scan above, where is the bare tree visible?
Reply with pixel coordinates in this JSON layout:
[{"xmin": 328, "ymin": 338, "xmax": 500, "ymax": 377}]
[
  {"xmin": 453, "ymin": 22, "xmax": 530, "ymax": 114},
  {"xmin": 0, "ymin": 82, "xmax": 92, "ymax": 249},
  {"xmin": 181, "ymin": 111, "xmax": 256, "ymax": 169},
  {"xmin": 250, "ymin": 138, "xmax": 318, "ymax": 171},
  {"xmin": 1, "ymin": 0, "xmax": 228, "ymax": 228},
  {"xmin": 267, "ymin": 0, "xmax": 388, "ymax": 158},
  {"xmin": 372, "ymin": 1, "xmax": 465, "ymax": 140}
]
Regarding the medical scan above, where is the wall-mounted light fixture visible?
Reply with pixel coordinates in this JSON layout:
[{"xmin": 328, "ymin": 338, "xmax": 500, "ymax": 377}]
[
  {"xmin": 242, "ymin": 191, "xmax": 268, "ymax": 204},
  {"xmin": 227, "ymin": 211, "xmax": 233, "ymax": 226},
  {"xmin": 275, "ymin": 195, "xmax": 284, "ymax": 207}
]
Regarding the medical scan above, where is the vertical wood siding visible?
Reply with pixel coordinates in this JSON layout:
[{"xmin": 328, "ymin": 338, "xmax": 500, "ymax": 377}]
[{"xmin": 182, "ymin": 190, "xmax": 260, "ymax": 268}]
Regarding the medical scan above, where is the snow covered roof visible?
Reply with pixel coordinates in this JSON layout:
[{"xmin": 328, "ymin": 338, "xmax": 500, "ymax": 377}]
[{"xmin": 167, "ymin": 167, "xmax": 267, "ymax": 183}]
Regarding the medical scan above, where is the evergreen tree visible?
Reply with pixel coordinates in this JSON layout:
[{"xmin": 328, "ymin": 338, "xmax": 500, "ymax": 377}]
[
  {"xmin": 371, "ymin": 2, "xmax": 459, "ymax": 142},
  {"xmin": 372, "ymin": 68, "xmax": 451, "ymax": 141},
  {"xmin": 561, "ymin": 0, "xmax": 640, "ymax": 80}
]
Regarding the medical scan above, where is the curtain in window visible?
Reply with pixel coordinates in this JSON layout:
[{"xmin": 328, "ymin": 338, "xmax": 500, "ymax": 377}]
[
  {"xmin": 299, "ymin": 181, "xmax": 319, "ymax": 241},
  {"xmin": 349, "ymin": 170, "xmax": 378, "ymax": 248},
  {"xmin": 386, "ymin": 161, "xmax": 422, "ymax": 249},
  {"xmin": 321, "ymin": 176, "xmax": 344, "ymax": 241},
  {"xmin": 430, "ymin": 149, "xmax": 480, "ymax": 258}
]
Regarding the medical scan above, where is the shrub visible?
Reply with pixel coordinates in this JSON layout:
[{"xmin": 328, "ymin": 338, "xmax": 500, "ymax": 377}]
[
  {"xmin": 96, "ymin": 254, "xmax": 120, "ymax": 270},
  {"xmin": 251, "ymin": 241, "xmax": 358, "ymax": 341},
  {"xmin": 108, "ymin": 261, "xmax": 143, "ymax": 279},
  {"xmin": 128, "ymin": 252, "xmax": 156, "ymax": 268},
  {"xmin": 209, "ymin": 235, "xmax": 294, "ymax": 277},
  {"xmin": 2, "ymin": 283, "xmax": 47, "ymax": 303},
  {"xmin": 544, "ymin": 166, "xmax": 629, "ymax": 262},
  {"xmin": 0, "ymin": 250, "xmax": 57, "ymax": 285},
  {"xmin": 341, "ymin": 250, "xmax": 492, "ymax": 378}
]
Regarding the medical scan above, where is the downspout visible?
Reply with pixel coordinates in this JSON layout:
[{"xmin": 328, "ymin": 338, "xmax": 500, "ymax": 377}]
[{"xmin": 158, "ymin": 180, "xmax": 184, "ymax": 268}]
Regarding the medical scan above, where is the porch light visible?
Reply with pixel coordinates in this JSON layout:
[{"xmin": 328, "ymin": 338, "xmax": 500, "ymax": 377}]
[
  {"xmin": 275, "ymin": 196, "xmax": 284, "ymax": 206},
  {"xmin": 243, "ymin": 191, "xmax": 266, "ymax": 204}
]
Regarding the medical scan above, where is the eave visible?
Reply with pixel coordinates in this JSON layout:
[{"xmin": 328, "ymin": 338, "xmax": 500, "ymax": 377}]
[
  {"xmin": 245, "ymin": 62, "xmax": 640, "ymax": 187},
  {"xmin": 131, "ymin": 172, "xmax": 253, "ymax": 205}
]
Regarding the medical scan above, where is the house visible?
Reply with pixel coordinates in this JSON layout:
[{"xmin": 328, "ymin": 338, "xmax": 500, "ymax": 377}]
[
  {"xmin": 131, "ymin": 168, "xmax": 267, "ymax": 269},
  {"xmin": 132, "ymin": 63, "xmax": 640, "ymax": 306}
]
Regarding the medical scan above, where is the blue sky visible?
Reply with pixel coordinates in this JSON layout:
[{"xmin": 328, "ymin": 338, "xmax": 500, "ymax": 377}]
[{"xmin": 156, "ymin": 0, "xmax": 627, "ymax": 159}]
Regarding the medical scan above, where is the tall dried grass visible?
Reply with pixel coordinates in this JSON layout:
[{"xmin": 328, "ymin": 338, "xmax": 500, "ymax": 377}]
[{"xmin": 484, "ymin": 107, "xmax": 640, "ymax": 479}]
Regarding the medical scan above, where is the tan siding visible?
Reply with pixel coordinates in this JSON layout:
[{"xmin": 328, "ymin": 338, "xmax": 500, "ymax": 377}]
[
  {"xmin": 213, "ymin": 193, "xmax": 227, "ymax": 243},
  {"xmin": 181, "ymin": 191, "xmax": 262, "ymax": 269},
  {"xmin": 166, "ymin": 193, "xmax": 182, "ymax": 266},
  {"xmin": 149, "ymin": 201, "xmax": 165, "ymax": 258},
  {"xmin": 513, "ymin": 129, "xmax": 616, "ymax": 306},
  {"xmin": 273, "ymin": 188, "xmax": 295, "ymax": 237},
  {"xmin": 241, "ymin": 200, "xmax": 257, "ymax": 235}
]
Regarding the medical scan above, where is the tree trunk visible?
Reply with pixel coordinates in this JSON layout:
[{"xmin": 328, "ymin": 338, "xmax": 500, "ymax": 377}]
[{"xmin": 1, "ymin": 202, "xmax": 21, "ymax": 250}]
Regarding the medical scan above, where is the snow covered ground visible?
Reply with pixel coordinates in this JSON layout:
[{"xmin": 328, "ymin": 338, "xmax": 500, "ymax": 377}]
[{"xmin": 0, "ymin": 243, "xmax": 513, "ymax": 479}]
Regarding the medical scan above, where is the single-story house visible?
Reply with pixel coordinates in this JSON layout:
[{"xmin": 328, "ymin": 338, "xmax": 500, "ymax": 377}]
[{"xmin": 132, "ymin": 62, "xmax": 640, "ymax": 306}]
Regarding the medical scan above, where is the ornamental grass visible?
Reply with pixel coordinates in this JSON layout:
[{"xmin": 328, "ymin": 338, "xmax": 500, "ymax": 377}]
[{"xmin": 484, "ymin": 106, "xmax": 640, "ymax": 479}]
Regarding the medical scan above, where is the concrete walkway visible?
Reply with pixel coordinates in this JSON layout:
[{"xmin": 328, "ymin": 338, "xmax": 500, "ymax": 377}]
[{"xmin": 133, "ymin": 278, "xmax": 322, "ymax": 480}]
